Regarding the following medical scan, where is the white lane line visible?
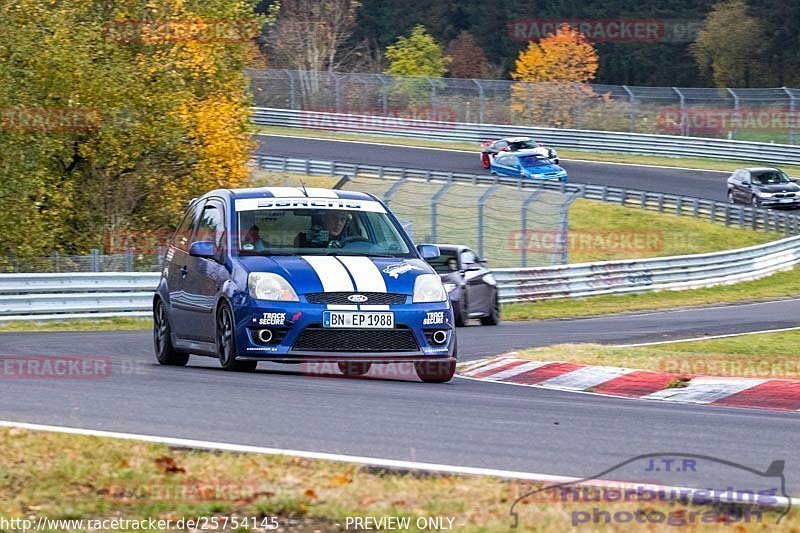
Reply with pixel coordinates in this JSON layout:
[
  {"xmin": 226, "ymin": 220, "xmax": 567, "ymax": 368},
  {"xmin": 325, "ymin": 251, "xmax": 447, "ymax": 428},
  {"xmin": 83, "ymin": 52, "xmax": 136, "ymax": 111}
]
[
  {"xmin": 338, "ymin": 256, "xmax": 387, "ymax": 293},
  {"xmin": 536, "ymin": 365, "xmax": 633, "ymax": 391},
  {"xmin": 302, "ymin": 256, "xmax": 355, "ymax": 292},
  {"xmin": 255, "ymin": 133, "xmax": 736, "ymax": 174},
  {"xmin": 614, "ymin": 326, "xmax": 800, "ymax": 347},
  {"xmin": 482, "ymin": 361, "xmax": 553, "ymax": 381},
  {"xmin": 643, "ymin": 378, "xmax": 766, "ymax": 404},
  {"xmin": 2, "ymin": 419, "xmax": 795, "ymax": 509}
]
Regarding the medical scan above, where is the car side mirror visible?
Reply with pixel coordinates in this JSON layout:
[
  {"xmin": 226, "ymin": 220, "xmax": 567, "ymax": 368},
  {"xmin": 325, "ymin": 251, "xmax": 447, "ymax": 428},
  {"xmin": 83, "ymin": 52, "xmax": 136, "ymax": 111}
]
[
  {"xmin": 743, "ymin": 182, "xmax": 751, "ymax": 188},
  {"xmin": 417, "ymin": 244, "xmax": 440, "ymax": 259},
  {"xmin": 189, "ymin": 240, "xmax": 216, "ymax": 259}
]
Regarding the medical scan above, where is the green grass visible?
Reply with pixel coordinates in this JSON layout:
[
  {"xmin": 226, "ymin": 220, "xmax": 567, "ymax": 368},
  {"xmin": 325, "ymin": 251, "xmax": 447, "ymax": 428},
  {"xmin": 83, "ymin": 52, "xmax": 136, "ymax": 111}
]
[
  {"xmin": 0, "ymin": 317, "xmax": 152, "ymax": 333},
  {"xmin": 511, "ymin": 329, "xmax": 800, "ymax": 380},
  {"xmin": 253, "ymin": 124, "xmax": 800, "ymax": 176},
  {"xmin": 567, "ymin": 199, "xmax": 779, "ymax": 263},
  {"xmin": 1, "ymin": 428, "xmax": 793, "ymax": 531},
  {"xmin": 503, "ymin": 267, "xmax": 800, "ymax": 321}
]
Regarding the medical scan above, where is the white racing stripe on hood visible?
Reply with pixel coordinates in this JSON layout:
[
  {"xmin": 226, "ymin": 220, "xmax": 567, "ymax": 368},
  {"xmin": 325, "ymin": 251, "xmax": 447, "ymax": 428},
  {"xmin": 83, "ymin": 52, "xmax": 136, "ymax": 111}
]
[
  {"xmin": 302, "ymin": 256, "xmax": 355, "ymax": 292},
  {"xmin": 337, "ymin": 256, "xmax": 387, "ymax": 293}
]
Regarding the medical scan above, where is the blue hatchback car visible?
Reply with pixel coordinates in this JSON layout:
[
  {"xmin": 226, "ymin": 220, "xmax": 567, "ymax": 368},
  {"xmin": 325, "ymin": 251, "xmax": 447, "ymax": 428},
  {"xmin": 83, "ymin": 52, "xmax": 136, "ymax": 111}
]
[
  {"xmin": 490, "ymin": 151, "xmax": 568, "ymax": 181},
  {"xmin": 153, "ymin": 187, "xmax": 457, "ymax": 382}
]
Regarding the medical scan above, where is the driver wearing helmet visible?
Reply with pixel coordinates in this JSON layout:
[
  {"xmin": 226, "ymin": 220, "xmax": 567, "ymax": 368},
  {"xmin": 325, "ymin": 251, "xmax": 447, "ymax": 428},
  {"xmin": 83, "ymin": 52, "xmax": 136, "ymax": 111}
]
[{"xmin": 295, "ymin": 211, "xmax": 349, "ymax": 248}]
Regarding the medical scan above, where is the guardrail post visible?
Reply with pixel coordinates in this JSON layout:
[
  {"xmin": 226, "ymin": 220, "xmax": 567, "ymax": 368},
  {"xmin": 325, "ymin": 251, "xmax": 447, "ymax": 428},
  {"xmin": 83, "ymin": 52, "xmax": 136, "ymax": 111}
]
[
  {"xmin": 709, "ymin": 203, "xmax": 717, "ymax": 223},
  {"xmin": 640, "ymin": 192, "xmax": 647, "ymax": 209},
  {"xmin": 601, "ymin": 186, "xmax": 608, "ymax": 202},
  {"xmin": 737, "ymin": 207, "xmax": 744, "ymax": 227},
  {"xmin": 692, "ymin": 199, "xmax": 699, "ymax": 218},
  {"xmin": 430, "ymin": 177, "xmax": 455, "ymax": 242},
  {"xmin": 657, "ymin": 194, "xmax": 665, "ymax": 212},
  {"xmin": 620, "ymin": 189, "xmax": 628, "ymax": 206},
  {"xmin": 676, "ymin": 197, "xmax": 683, "ymax": 216},
  {"xmin": 477, "ymin": 185, "xmax": 500, "ymax": 260},
  {"xmin": 520, "ymin": 188, "xmax": 542, "ymax": 267}
]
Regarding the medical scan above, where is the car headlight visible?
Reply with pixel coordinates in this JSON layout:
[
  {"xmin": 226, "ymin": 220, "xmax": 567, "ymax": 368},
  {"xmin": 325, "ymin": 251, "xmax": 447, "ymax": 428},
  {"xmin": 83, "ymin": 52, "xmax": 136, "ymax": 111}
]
[
  {"xmin": 413, "ymin": 274, "xmax": 447, "ymax": 303},
  {"xmin": 757, "ymin": 191, "xmax": 774, "ymax": 198},
  {"xmin": 248, "ymin": 272, "xmax": 299, "ymax": 301},
  {"xmin": 443, "ymin": 282, "xmax": 457, "ymax": 293}
]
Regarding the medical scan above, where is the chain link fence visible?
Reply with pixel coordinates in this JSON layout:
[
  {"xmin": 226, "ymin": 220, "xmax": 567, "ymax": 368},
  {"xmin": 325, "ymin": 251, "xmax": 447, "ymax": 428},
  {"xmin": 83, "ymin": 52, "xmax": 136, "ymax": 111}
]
[
  {"xmin": 248, "ymin": 69, "xmax": 800, "ymax": 145},
  {"xmin": 0, "ymin": 249, "xmax": 165, "ymax": 273},
  {"xmin": 336, "ymin": 175, "xmax": 576, "ymax": 268}
]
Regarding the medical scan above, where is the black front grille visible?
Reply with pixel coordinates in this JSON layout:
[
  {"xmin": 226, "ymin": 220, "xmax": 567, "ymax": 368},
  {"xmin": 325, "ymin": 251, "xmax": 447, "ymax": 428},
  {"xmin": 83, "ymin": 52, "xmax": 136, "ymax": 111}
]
[
  {"xmin": 293, "ymin": 326, "xmax": 419, "ymax": 352},
  {"xmin": 304, "ymin": 292, "xmax": 407, "ymax": 305},
  {"xmin": 775, "ymin": 193, "xmax": 796, "ymax": 198}
]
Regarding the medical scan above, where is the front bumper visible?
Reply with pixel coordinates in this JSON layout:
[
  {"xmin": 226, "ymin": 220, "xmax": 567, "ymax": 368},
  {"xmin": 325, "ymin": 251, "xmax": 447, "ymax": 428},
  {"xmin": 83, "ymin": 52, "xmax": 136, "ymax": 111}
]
[
  {"xmin": 758, "ymin": 197, "xmax": 800, "ymax": 206},
  {"xmin": 231, "ymin": 294, "xmax": 456, "ymax": 362}
]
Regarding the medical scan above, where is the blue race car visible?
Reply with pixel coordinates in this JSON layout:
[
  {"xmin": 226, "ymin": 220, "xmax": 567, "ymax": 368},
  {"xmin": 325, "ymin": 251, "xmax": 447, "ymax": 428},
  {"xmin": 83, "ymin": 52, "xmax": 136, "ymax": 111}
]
[
  {"xmin": 153, "ymin": 186, "xmax": 457, "ymax": 382},
  {"xmin": 490, "ymin": 150, "xmax": 568, "ymax": 181}
]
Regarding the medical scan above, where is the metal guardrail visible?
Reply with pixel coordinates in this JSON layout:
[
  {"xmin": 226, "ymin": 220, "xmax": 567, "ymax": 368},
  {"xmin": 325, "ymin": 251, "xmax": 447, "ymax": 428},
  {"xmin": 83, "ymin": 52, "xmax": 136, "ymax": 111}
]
[
  {"xmin": 495, "ymin": 234, "xmax": 800, "ymax": 303},
  {"xmin": 2, "ymin": 235, "xmax": 799, "ymax": 320},
  {"xmin": 254, "ymin": 155, "xmax": 800, "ymax": 235},
  {"xmin": 0, "ymin": 273, "xmax": 160, "ymax": 321},
  {"xmin": 251, "ymin": 107, "xmax": 800, "ymax": 164}
]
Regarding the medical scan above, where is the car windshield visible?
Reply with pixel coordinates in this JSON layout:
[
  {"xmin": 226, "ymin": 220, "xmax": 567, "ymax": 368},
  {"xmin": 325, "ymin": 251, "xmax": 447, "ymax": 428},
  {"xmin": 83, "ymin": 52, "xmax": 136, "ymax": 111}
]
[
  {"xmin": 235, "ymin": 206, "xmax": 414, "ymax": 257},
  {"xmin": 752, "ymin": 171, "xmax": 791, "ymax": 185},
  {"xmin": 519, "ymin": 155, "xmax": 550, "ymax": 167},
  {"xmin": 426, "ymin": 249, "xmax": 459, "ymax": 274},
  {"xmin": 508, "ymin": 140, "xmax": 538, "ymax": 151}
]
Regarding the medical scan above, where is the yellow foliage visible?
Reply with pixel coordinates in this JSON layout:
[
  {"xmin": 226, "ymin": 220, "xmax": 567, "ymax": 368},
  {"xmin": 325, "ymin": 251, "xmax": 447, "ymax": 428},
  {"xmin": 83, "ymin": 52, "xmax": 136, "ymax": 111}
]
[{"xmin": 510, "ymin": 25, "xmax": 599, "ymax": 128}]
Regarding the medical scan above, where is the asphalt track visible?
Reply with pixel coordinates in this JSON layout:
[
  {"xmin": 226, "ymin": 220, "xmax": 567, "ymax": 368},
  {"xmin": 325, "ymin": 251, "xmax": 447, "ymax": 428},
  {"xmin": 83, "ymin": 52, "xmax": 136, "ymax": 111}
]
[
  {"xmin": 258, "ymin": 134, "xmax": 732, "ymax": 201},
  {"xmin": 2, "ymin": 298, "xmax": 799, "ymax": 495}
]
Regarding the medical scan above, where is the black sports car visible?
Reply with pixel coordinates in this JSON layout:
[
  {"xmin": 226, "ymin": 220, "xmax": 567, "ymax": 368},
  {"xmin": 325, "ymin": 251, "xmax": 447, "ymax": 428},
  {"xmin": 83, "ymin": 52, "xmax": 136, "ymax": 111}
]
[{"xmin": 426, "ymin": 245, "xmax": 500, "ymax": 326}]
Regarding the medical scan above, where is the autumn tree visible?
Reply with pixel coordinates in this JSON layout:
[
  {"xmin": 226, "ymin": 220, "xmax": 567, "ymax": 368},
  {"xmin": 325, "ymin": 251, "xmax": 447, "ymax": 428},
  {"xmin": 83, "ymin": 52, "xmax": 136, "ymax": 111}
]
[
  {"xmin": 692, "ymin": 0, "xmax": 766, "ymax": 87},
  {"xmin": 446, "ymin": 32, "xmax": 490, "ymax": 79},
  {"xmin": 0, "ymin": 0, "xmax": 261, "ymax": 262},
  {"xmin": 384, "ymin": 25, "xmax": 450, "ymax": 110},
  {"xmin": 510, "ymin": 24, "xmax": 599, "ymax": 128}
]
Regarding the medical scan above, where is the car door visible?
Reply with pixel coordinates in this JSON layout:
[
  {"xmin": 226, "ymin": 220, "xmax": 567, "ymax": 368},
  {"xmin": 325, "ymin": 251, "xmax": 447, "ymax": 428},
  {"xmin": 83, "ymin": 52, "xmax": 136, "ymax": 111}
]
[
  {"xmin": 166, "ymin": 201, "xmax": 201, "ymax": 339},
  {"xmin": 183, "ymin": 198, "xmax": 231, "ymax": 342},
  {"xmin": 737, "ymin": 170, "xmax": 753, "ymax": 202},
  {"xmin": 494, "ymin": 154, "xmax": 518, "ymax": 176},
  {"xmin": 460, "ymin": 249, "xmax": 492, "ymax": 315}
]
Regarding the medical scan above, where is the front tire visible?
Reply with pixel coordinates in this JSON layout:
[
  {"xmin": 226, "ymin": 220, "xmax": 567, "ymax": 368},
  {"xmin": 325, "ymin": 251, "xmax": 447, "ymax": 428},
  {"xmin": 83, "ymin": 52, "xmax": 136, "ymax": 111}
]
[
  {"xmin": 338, "ymin": 361, "xmax": 371, "ymax": 376},
  {"xmin": 480, "ymin": 296, "xmax": 501, "ymax": 326},
  {"xmin": 217, "ymin": 303, "xmax": 257, "ymax": 372},
  {"xmin": 751, "ymin": 195, "xmax": 761, "ymax": 208},
  {"xmin": 153, "ymin": 300, "xmax": 189, "ymax": 366}
]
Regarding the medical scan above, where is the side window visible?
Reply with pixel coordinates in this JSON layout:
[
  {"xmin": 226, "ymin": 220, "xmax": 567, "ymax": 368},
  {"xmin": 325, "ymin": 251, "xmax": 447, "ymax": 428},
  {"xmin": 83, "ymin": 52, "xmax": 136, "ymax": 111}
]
[
  {"xmin": 742, "ymin": 171, "xmax": 751, "ymax": 184},
  {"xmin": 496, "ymin": 141, "xmax": 508, "ymax": 150},
  {"xmin": 173, "ymin": 202, "xmax": 200, "ymax": 252},
  {"xmin": 196, "ymin": 201, "xmax": 226, "ymax": 253},
  {"xmin": 496, "ymin": 154, "xmax": 513, "ymax": 166}
]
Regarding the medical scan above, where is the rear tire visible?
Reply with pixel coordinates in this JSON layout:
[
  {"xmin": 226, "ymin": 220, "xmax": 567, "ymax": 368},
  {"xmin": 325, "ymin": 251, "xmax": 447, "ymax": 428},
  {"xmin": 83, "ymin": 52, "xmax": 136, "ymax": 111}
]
[
  {"xmin": 480, "ymin": 296, "xmax": 501, "ymax": 326},
  {"xmin": 338, "ymin": 361, "xmax": 371, "ymax": 376},
  {"xmin": 217, "ymin": 303, "xmax": 257, "ymax": 372},
  {"xmin": 454, "ymin": 298, "xmax": 467, "ymax": 327},
  {"xmin": 153, "ymin": 300, "xmax": 189, "ymax": 366},
  {"xmin": 481, "ymin": 153, "xmax": 491, "ymax": 169}
]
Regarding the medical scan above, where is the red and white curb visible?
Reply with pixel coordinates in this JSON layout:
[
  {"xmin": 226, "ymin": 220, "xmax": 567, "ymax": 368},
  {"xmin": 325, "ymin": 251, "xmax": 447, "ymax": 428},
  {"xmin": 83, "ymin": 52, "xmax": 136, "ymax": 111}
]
[{"xmin": 457, "ymin": 356, "xmax": 800, "ymax": 412}]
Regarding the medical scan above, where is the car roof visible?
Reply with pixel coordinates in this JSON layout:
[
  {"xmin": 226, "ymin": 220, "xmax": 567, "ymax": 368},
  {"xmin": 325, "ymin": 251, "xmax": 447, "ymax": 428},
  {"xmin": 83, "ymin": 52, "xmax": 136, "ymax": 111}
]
[
  {"xmin": 201, "ymin": 187, "xmax": 377, "ymax": 202},
  {"xmin": 740, "ymin": 167, "xmax": 781, "ymax": 173},
  {"xmin": 435, "ymin": 244, "xmax": 468, "ymax": 252},
  {"xmin": 502, "ymin": 137, "xmax": 533, "ymax": 143}
]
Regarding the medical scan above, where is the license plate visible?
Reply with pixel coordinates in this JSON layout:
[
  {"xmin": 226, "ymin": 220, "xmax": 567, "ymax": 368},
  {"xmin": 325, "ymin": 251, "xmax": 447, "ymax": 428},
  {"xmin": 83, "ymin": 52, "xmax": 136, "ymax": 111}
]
[
  {"xmin": 323, "ymin": 311, "xmax": 394, "ymax": 329},
  {"xmin": 780, "ymin": 198, "xmax": 794, "ymax": 203}
]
